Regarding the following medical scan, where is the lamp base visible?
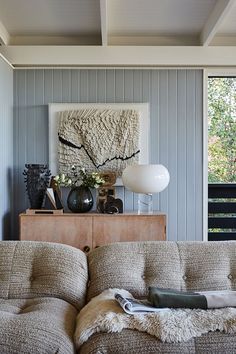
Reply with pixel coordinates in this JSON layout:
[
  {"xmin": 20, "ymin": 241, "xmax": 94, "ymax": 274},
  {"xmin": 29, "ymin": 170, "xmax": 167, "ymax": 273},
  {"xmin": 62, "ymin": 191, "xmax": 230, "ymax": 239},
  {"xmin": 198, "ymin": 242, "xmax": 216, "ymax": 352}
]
[{"xmin": 138, "ymin": 193, "xmax": 153, "ymax": 214}]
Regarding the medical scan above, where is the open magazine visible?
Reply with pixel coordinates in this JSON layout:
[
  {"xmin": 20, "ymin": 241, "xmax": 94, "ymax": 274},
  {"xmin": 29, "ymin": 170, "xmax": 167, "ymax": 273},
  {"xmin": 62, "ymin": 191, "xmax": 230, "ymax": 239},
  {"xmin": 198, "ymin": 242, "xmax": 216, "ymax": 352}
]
[{"xmin": 115, "ymin": 293, "xmax": 169, "ymax": 315}]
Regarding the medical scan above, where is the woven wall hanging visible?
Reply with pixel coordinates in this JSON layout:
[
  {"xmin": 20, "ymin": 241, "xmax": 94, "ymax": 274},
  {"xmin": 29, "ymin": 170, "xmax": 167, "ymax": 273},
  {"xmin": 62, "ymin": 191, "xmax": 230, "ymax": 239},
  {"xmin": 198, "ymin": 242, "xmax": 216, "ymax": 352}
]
[{"xmin": 57, "ymin": 108, "xmax": 140, "ymax": 177}]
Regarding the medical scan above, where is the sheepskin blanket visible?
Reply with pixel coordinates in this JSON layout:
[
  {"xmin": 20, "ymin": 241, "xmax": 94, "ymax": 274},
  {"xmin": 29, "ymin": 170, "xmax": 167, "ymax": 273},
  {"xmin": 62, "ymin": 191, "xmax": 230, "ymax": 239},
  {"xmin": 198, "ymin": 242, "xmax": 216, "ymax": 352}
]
[{"xmin": 74, "ymin": 288, "xmax": 236, "ymax": 348}]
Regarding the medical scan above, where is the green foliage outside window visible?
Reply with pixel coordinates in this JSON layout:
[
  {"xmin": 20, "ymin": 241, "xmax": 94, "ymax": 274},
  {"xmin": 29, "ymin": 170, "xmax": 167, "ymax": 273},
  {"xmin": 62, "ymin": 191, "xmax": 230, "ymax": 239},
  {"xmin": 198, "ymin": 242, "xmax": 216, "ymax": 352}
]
[{"xmin": 208, "ymin": 77, "xmax": 236, "ymax": 183}]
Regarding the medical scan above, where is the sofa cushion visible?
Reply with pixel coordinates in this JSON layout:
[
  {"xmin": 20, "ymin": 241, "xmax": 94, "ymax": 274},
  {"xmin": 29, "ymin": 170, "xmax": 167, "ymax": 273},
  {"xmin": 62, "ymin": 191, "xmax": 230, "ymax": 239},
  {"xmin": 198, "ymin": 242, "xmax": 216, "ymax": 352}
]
[
  {"xmin": 87, "ymin": 241, "xmax": 236, "ymax": 301},
  {"xmin": 79, "ymin": 330, "xmax": 236, "ymax": 354},
  {"xmin": 0, "ymin": 241, "xmax": 88, "ymax": 310},
  {"xmin": 79, "ymin": 330, "xmax": 195, "ymax": 354},
  {"xmin": 194, "ymin": 331, "xmax": 236, "ymax": 353},
  {"xmin": 87, "ymin": 241, "xmax": 182, "ymax": 300},
  {"xmin": 0, "ymin": 297, "xmax": 77, "ymax": 354},
  {"xmin": 178, "ymin": 241, "xmax": 236, "ymax": 291}
]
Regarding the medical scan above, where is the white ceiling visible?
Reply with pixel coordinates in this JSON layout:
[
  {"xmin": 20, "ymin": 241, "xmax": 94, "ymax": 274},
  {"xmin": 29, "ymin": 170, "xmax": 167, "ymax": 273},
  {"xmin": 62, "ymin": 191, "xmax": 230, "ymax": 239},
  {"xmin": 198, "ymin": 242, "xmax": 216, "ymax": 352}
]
[
  {"xmin": 0, "ymin": 0, "xmax": 100, "ymax": 36},
  {"xmin": 0, "ymin": 0, "xmax": 236, "ymax": 46},
  {"xmin": 108, "ymin": 0, "xmax": 217, "ymax": 36}
]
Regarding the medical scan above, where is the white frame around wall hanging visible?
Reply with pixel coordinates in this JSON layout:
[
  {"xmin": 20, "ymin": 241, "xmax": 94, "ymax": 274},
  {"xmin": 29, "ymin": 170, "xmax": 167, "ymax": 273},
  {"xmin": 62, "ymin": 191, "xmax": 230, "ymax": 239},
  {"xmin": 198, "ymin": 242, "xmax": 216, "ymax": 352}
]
[{"xmin": 48, "ymin": 103, "xmax": 150, "ymax": 185}]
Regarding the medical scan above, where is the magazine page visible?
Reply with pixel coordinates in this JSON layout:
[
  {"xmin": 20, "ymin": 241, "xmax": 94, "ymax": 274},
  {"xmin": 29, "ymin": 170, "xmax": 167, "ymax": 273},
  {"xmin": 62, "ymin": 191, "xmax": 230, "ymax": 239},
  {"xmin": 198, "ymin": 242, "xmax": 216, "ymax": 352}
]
[{"xmin": 115, "ymin": 293, "xmax": 169, "ymax": 314}]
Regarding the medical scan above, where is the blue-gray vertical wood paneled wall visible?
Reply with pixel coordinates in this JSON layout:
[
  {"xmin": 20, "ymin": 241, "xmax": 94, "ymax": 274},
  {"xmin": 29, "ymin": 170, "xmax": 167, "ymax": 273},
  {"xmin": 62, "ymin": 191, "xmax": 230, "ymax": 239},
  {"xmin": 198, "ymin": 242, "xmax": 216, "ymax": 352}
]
[
  {"xmin": 0, "ymin": 57, "xmax": 13, "ymax": 240},
  {"xmin": 13, "ymin": 69, "xmax": 203, "ymax": 241}
]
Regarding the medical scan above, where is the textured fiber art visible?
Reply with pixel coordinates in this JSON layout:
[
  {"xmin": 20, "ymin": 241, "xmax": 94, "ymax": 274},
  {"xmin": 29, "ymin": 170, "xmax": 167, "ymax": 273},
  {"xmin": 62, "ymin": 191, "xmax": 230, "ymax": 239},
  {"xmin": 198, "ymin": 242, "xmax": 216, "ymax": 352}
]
[{"xmin": 58, "ymin": 109, "xmax": 140, "ymax": 176}]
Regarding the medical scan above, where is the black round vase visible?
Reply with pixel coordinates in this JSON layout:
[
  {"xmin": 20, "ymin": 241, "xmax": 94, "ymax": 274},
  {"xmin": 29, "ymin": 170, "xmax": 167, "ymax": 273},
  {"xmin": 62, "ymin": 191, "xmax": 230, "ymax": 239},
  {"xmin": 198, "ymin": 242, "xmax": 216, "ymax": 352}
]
[
  {"xmin": 23, "ymin": 164, "xmax": 51, "ymax": 209},
  {"xmin": 67, "ymin": 185, "xmax": 93, "ymax": 213}
]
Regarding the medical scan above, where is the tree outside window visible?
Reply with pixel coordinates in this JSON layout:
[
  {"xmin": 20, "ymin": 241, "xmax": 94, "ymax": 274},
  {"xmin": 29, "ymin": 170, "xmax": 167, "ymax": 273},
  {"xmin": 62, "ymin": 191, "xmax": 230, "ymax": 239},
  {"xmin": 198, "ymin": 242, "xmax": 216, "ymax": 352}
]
[{"xmin": 208, "ymin": 77, "xmax": 236, "ymax": 183}]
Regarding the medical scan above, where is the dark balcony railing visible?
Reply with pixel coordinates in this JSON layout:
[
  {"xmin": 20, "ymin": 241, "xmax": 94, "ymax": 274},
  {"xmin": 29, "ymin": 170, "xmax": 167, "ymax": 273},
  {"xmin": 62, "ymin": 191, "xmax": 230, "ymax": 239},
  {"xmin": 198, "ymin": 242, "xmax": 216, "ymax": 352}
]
[{"xmin": 208, "ymin": 184, "xmax": 236, "ymax": 241}]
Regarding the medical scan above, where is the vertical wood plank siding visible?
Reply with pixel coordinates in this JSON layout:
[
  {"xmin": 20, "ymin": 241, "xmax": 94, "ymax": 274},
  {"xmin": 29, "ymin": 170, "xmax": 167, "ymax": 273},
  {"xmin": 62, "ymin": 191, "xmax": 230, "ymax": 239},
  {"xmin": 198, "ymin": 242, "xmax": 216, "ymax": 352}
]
[
  {"xmin": 0, "ymin": 57, "xmax": 13, "ymax": 240},
  {"xmin": 13, "ymin": 69, "xmax": 203, "ymax": 241}
]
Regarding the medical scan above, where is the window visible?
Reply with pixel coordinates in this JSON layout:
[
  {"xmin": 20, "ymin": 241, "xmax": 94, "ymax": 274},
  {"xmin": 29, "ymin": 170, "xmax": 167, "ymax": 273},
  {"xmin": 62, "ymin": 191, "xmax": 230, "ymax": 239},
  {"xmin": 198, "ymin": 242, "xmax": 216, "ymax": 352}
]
[{"xmin": 207, "ymin": 76, "xmax": 236, "ymax": 241}]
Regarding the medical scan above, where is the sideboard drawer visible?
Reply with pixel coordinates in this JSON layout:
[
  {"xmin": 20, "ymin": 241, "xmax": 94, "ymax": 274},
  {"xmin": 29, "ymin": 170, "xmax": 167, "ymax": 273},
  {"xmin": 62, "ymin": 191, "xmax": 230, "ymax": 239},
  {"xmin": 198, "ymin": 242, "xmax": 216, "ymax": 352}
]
[{"xmin": 19, "ymin": 212, "xmax": 166, "ymax": 250}]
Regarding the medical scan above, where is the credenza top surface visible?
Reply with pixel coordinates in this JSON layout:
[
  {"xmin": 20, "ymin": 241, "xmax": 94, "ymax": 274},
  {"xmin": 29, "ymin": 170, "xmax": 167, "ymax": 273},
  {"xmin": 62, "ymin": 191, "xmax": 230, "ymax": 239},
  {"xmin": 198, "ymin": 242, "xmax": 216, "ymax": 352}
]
[{"xmin": 20, "ymin": 212, "xmax": 166, "ymax": 217}]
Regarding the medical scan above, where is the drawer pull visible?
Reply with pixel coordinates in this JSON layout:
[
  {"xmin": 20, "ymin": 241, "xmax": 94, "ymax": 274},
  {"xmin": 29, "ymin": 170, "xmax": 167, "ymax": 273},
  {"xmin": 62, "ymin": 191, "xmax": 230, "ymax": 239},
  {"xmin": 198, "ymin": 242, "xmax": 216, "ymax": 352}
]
[{"xmin": 83, "ymin": 245, "xmax": 91, "ymax": 253}]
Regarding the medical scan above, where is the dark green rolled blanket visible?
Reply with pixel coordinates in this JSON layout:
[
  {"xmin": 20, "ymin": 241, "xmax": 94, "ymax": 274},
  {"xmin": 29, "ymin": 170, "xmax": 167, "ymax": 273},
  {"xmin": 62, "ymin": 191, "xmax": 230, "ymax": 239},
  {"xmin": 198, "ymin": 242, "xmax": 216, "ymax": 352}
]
[{"xmin": 148, "ymin": 287, "xmax": 208, "ymax": 309}]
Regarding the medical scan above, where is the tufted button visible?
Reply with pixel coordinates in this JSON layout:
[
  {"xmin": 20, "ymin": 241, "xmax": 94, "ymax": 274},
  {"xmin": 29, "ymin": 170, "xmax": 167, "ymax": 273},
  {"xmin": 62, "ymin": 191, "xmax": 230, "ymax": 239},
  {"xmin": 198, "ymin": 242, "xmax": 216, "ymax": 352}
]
[
  {"xmin": 228, "ymin": 274, "xmax": 233, "ymax": 280},
  {"xmin": 142, "ymin": 274, "xmax": 146, "ymax": 280},
  {"xmin": 182, "ymin": 275, "xmax": 187, "ymax": 281},
  {"xmin": 29, "ymin": 276, "xmax": 35, "ymax": 282}
]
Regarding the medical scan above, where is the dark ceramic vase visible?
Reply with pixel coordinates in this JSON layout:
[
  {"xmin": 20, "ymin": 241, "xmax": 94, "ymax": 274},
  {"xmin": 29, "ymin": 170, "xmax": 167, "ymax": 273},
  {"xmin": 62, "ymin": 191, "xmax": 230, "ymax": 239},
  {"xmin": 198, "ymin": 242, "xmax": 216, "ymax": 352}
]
[
  {"xmin": 67, "ymin": 185, "xmax": 93, "ymax": 213},
  {"xmin": 23, "ymin": 164, "xmax": 51, "ymax": 209}
]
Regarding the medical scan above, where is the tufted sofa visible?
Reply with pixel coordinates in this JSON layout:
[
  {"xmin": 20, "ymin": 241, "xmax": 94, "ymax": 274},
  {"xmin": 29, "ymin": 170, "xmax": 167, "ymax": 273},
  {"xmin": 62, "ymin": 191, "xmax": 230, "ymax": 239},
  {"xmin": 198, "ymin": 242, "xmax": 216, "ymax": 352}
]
[
  {"xmin": 0, "ymin": 241, "xmax": 88, "ymax": 354},
  {"xmin": 81, "ymin": 241, "xmax": 236, "ymax": 353},
  {"xmin": 0, "ymin": 240, "xmax": 236, "ymax": 353}
]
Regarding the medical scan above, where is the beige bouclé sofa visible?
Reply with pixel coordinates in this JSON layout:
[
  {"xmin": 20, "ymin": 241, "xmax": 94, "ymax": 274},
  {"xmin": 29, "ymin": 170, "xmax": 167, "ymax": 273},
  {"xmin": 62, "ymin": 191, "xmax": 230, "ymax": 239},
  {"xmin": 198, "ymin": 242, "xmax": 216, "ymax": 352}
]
[
  {"xmin": 0, "ymin": 240, "xmax": 236, "ymax": 353},
  {"xmin": 0, "ymin": 241, "xmax": 88, "ymax": 354}
]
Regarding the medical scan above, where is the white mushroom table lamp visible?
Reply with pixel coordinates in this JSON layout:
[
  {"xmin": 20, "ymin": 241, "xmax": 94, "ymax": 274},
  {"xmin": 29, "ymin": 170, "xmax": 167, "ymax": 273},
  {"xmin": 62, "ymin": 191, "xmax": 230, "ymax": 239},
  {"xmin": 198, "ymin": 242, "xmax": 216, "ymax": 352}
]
[{"xmin": 122, "ymin": 164, "xmax": 170, "ymax": 214}]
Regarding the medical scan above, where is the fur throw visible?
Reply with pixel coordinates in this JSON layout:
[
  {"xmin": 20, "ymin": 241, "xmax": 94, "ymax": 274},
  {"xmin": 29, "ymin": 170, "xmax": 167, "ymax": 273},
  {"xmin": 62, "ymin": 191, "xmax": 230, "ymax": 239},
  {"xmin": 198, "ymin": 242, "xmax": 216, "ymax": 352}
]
[{"xmin": 74, "ymin": 288, "xmax": 236, "ymax": 348}]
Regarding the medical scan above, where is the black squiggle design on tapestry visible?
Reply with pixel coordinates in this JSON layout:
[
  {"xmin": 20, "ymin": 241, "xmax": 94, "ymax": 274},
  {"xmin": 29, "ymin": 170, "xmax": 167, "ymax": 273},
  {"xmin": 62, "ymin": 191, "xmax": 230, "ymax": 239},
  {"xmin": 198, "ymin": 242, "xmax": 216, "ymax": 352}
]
[{"xmin": 58, "ymin": 135, "xmax": 140, "ymax": 169}]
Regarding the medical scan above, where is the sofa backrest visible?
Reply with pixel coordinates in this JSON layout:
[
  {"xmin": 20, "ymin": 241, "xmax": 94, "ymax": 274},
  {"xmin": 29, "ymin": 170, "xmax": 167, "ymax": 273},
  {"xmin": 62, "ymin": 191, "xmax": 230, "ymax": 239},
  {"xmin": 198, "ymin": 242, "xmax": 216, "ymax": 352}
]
[
  {"xmin": 87, "ymin": 241, "xmax": 236, "ymax": 300},
  {"xmin": 0, "ymin": 241, "xmax": 88, "ymax": 310}
]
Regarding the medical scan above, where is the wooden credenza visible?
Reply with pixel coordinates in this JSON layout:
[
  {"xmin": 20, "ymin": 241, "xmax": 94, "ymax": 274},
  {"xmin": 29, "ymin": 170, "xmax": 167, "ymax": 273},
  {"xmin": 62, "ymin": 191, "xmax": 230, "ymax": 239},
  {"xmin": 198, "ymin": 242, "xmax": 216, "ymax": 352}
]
[{"xmin": 19, "ymin": 212, "xmax": 166, "ymax": 252}]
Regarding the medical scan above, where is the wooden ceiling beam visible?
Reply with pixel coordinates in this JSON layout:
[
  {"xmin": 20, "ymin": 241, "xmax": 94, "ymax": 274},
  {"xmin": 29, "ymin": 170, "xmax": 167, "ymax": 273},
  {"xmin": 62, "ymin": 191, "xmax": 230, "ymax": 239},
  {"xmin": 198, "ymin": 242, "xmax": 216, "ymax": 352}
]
[
  {"xmin": 1, "ymin": 45, "xmax": 236, "ymax": 67},
  {"xmin": 200, "ymin": 0, "xmax": 236, "ymax": 46},
  {"xmin": 0, "ymin": 20, "xmax": 10, "ymax": 45},
  {"xmin": 100, "ymin": 0, "xmax": 108, "ymax": 46}
]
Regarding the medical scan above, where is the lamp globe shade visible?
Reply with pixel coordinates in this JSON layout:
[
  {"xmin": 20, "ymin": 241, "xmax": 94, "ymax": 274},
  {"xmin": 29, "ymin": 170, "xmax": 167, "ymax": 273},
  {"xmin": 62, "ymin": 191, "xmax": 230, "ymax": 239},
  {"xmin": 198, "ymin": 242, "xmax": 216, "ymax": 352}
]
[{"xmin": 122, "ymin": 164, "xmax": 170, "ymax": 194}]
